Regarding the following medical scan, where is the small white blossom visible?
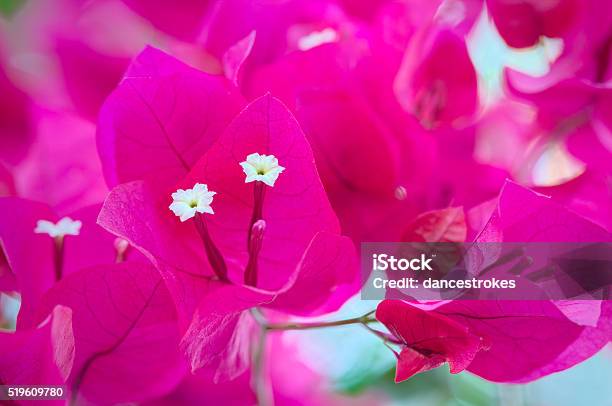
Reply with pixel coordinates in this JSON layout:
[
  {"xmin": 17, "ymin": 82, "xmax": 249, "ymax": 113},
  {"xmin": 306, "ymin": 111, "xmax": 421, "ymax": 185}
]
[
  {"xmin": 298, "ymin": 28, "xmax": 338, "ymax": 51},
  {"xmin": 169, "ymin": 183, "xmax": 216, "ymax": 222},
  {"xmin": 239, "ymin": 153, "xmax": 285, "ymax": 187},
  {"xmin": 34, "ymin": 217, "xmax": 82, "ymax": 238}
]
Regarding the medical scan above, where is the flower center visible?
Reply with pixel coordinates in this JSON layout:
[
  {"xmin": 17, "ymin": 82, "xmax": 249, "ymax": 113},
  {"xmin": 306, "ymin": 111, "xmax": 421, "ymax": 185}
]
[
  {"xmin": 240, "ymin": 152, "xmax": 285, "ymax": 187},
  {"xmin": 169, "ymin": 183, "xmax": 216, "ymax": 222}
]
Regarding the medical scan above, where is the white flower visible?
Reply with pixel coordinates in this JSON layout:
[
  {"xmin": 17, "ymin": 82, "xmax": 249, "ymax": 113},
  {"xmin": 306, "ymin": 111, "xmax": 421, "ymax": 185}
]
[
  {"xmin": 169, "ymin": 183, "xmax": 216, "ymax": 222},
  {"xmin": 298, "ymin": 28, "xmax": 338, "ymax": 51},
  {"xmin": 239, "ymin": 153, "xmax": 285, "ymax": 187},
  {"xmin": 34, "ymin": 217, "xmax": 82, "ymax": 238}
]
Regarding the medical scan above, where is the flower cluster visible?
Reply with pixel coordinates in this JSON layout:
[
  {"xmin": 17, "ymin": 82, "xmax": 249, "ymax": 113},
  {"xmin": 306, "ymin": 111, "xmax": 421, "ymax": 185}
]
[{"xmin": 0, "ymin": 0, "xmax": 610, "ymax": 404}]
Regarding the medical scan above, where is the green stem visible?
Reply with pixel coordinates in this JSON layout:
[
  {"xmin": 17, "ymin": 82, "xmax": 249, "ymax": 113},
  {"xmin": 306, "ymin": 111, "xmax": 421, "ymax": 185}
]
[
  {"xmin": 252, "ymin": 326, "xmax": 273, "ymax": 406},
  {"xmin": 249, "ymin": 308, "xmax": 382, "ymax": 406},
  {"xmin": 251, "ymin": 308, "xmax": 376, "ymax": 331}
]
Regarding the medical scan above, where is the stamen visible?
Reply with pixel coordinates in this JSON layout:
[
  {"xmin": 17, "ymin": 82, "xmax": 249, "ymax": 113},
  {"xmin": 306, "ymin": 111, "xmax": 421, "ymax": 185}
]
[{"xmin": 244, "ymin": 219, "xmax": 266, "ymax": 286}]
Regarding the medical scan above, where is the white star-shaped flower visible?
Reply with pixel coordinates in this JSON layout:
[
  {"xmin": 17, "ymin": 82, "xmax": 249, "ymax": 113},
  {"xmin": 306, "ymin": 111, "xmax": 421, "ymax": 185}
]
[
  {"xmin": 298, "ymin": 28, "xmax": 338, "ymax": 51},
  {"xmin": 34, "ymin": 217, "xmax": 82, "ymax": 238},
  {"xmin": 239, "ymin": 153, "xmax": 285, "ymax": 187},
  {"xmin": 169, "ymin": 183, "xmax": 216, "ymax": 222}
]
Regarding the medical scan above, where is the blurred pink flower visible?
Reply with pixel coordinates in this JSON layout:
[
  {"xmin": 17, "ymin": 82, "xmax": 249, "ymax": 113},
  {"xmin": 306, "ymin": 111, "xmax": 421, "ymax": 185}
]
[
  {"xmin": 0, "ymin": 198, "xmax": 140, "ymax": 328},
  {"xmin": 487, "ymin": 0, "xmax": 581, "ymax": 48}
]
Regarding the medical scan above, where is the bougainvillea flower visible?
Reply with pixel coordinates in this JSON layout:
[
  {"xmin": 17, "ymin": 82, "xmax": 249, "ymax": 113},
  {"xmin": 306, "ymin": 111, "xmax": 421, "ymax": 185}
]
[
  {"xmin": 376, "ymin": 300, "xmax": 482, "ymax": 382},
  {"xmin": 394, "ymin": 27, "xmax": 478, "ymax": 129},
  {"xmin": 202, "ymin": 0, "xmax": 352, "ymax": 63},
  {"xmin": 490, "ymin": 0, "xmax": 610, "ymax": 84},
  {"xmin": 380, "ymin": 181, "xmax": 611, "ymax": 383},
  {"xmin": 97, "ymin": 46, "xmax": 244, "ymax": 188},
  {"xmin": 34, "ymin": 261, "xmax": 187, "ymax": 404},
  {"xmin": 0, "ymin": 198, "xmax": 140, "ymax": 328},
  {"xmin": 503, "ymin": 70, "xmax": 611, "ymax": 210},
  {"xmin": 486, "ymin": 0, "xmax": 580, "ymax": 49},
  {"xmin": 246, "ymin": 40, "xmax": 440, "ymax": 242},
  {"xmin": 429, "ymin": 181, "xmax": 612, "ymax": 382},
  {"xmin": 99, "ymin": 93, "xmax": 357, "ymax": 378},
  {"xmin": 245, "ymin": 22, "xmax": 497, "ymax": 240}
]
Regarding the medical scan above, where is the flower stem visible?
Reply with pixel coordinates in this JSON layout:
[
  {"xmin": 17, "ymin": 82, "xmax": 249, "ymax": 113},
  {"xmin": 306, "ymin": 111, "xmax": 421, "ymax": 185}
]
[
  {"xmin": 252, "ymin": 326, "xmax": 273, "ymax": 406},
  {"xmin": 53, "ymin": 236, "xmax": 64, "ymax": 281},
  {"xmin": 194, "ymin": 214, "xmax": 229, "ymax": 282},
  {"xmin": 253, "ymin": 309, "xmax": 377, "ymax": 331}
]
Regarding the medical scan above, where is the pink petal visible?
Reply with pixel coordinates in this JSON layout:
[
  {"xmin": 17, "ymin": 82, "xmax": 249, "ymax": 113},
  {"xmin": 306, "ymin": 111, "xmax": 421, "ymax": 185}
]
[
  {"xmin": 0, "ymin": 61, "xmax": 33, "ymax": 165},
  {"xmin": 37, "ymin": 262, "xmax": 187, "ymax": 404},
  {"xmin": 296, "ymin": 87, "xmax": 426, "ymax": 243},
  {"xmin": 437, "ymin": 300, "xmax": 589, "ymax": 382},
  {"xmin": 487, "ymin": 0, "xmax": 579, "ymax": 48},
  {"xmin": 97, "ymin": 46, "xmax": 244, "ymax": 187},
  {"xmin": 376, "ymin": 300, "xmax": 482, "ymax": 382},
  {"xmin": 0, "ymin": 162, "xmax": 15, "ymax": 197},
  {"xmin": 98, "ymin": 180, "xmax": 215, "ymax": 326},
  {"xmin": 13, "ymin": 108, "xmax": 108, "ymax": 214},
  {"xmin": 55, "ymin": 38, "xmax": 129, "ymax": 120},
  {"xmin": 477, "ymin": 180, "xmax": 611, "ymax": 242},
  {"xmin": 394, "ymin": 28, "xmax": 478, "ymax": 129},
  {"xmin": 181, "ymin": 283, "xmax": 272, "ymax": 379},
  {"xmin": 223, "ymin": 31, "xmax": 256, "ymax": 86},
  {"xmin": 536, "ymin": 171, "xmax": 612, "ymax": 231},
  {"xmin": 269, "ymin": 231, "xmax": 358, "ymax": 316},
  {"xmin": 0, "ymin": 305, "xmax": 74, "ymax": 400},
  {"xmin": 0, "ymin": 198, "xmax": 55, "ymax": 329},
  {"xmin": 0, "ymin": 199, "xmax": 132, "ymax": 328},
  {"xmin": 121, "ymin": 0, "xmax": 212, "ymax": 40}
]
